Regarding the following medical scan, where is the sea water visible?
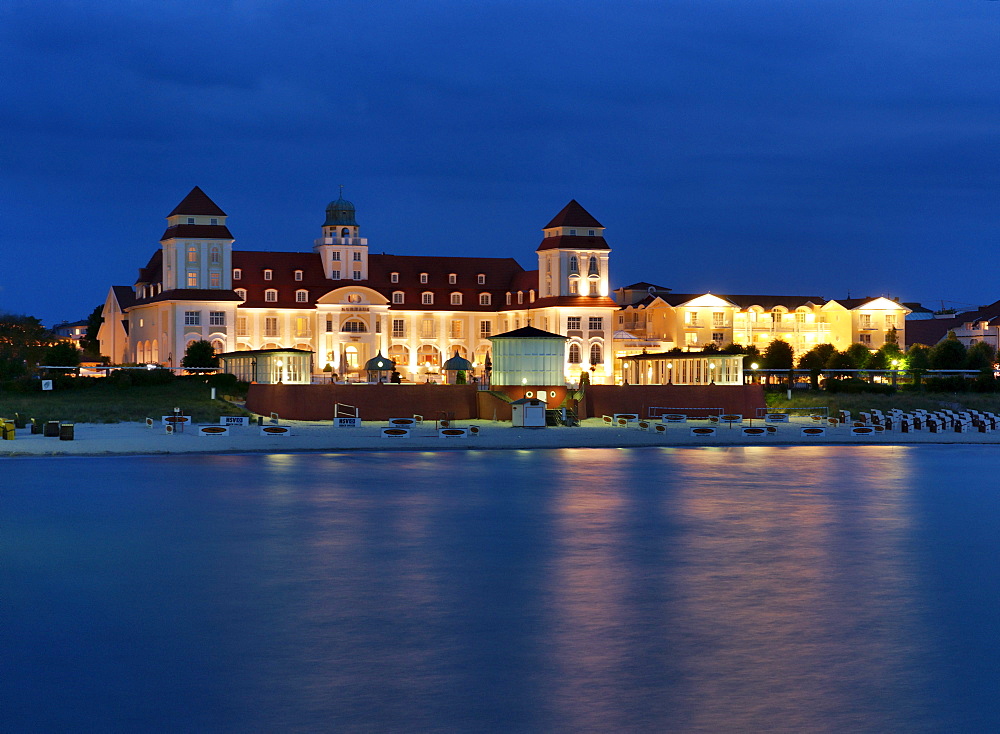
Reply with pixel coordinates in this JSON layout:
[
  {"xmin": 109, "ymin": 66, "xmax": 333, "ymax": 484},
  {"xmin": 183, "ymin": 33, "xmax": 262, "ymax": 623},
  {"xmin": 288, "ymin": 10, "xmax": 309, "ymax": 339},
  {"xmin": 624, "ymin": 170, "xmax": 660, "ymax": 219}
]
[{"xmin": 3, "ymin": 446, "xmax": 998, "ymax": 732}]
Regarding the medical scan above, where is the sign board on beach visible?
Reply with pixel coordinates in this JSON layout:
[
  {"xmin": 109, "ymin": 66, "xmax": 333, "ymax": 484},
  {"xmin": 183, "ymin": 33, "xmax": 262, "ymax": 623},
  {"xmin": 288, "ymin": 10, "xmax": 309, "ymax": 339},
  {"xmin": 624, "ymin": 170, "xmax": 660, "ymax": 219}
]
[
  {"xmin": 690, "ymin": 427, "xmax": 716, "ymax": 438},
  {"xmin": 801, "ymin": 427, "xmax": 826, "ymax": 437},
  {"xmin": 261, "ymin": 425, "xmax": 291, "ymax": 436},
  {"xmin": 162, "ymin": 415, "xmax": 192, "ymax": 426},
  {"xmin": 742, "ymin": 427, "xmax": 766, "ymax": 437},
  {"xmin": 41, "ymin": 380, "xmax": 53, "ymax": 391},
  {"xmin": 439, "ymin": 428, "xmax": 469, "ymax": 438},
  {"xmin": 335, "ymin": 417, "xmax": 361, "ymax": 428},
  {"xmin": 199, "ymin": 426, "xmax": 230, "ymax": 437},
  {"xmin": 381, "ymin": 428, "xmax": 411, "ymax": 438},
  {"xmin": 220, "ymin": 416, "xmax": 250, "ymax": 427},
  {"xmin": 765, "ymin": 414, "xmax": 789, "ymax": 423}
]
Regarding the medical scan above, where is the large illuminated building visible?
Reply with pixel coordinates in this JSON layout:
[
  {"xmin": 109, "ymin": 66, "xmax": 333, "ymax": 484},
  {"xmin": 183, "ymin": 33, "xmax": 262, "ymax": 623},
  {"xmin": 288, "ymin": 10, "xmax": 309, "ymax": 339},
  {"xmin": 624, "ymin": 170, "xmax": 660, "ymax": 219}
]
[{"xmin": 100, "ymin": 188, "xmax": 620, "ymax": 383}]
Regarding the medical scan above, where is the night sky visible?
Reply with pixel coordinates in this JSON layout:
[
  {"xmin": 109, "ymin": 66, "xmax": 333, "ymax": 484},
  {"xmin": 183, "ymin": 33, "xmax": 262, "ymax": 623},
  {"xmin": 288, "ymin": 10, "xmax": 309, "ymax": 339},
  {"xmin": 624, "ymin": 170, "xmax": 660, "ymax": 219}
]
[{"xmin": 2, "ymin": 1, "xmax": 998, "ymax": 327}]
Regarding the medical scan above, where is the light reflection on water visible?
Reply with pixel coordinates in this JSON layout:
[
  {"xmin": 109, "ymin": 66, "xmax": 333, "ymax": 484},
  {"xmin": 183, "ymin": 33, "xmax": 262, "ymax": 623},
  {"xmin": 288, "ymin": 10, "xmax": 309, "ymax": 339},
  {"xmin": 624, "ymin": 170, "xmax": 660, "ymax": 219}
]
[{"xmin": 3, "ymin": 446, "xmax": 996, "ymax": 732}]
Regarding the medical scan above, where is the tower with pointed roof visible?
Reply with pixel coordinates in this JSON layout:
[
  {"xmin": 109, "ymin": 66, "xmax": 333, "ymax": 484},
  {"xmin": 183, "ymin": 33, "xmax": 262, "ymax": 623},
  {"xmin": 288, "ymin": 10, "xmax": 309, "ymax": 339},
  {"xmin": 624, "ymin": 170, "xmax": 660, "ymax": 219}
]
[
  {"xmin": 160, "ymin": 186, "xmax": 235, "ymax": 291},
  {"xmin": 536, "ymin": 200, "xmax": 611, "ymax": 299},
  {"xmin": 314, "ymin": 191, "xmax": 369, "ymax": 281}
]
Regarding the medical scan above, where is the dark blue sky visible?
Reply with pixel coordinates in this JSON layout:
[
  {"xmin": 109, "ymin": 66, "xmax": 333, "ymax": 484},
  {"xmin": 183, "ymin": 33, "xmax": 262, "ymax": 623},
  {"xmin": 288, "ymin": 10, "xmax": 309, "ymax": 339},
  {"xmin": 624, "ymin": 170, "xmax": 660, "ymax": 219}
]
[{"xmin": 2, "ymin": 1, "xmax": 998, "ymax": 326}]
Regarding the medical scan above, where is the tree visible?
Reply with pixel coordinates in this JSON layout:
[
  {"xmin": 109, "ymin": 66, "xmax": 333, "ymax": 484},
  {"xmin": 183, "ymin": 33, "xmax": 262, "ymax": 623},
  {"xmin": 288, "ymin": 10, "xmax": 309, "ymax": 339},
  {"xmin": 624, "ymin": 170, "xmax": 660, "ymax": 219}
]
[
  {"xmin": 885, "ymin": 326, "xmax": 899, "ymax": 346},
  {"xmin": 965, "ymin": 341, "xmax": 996, "ymax": 386},
  {"xmin": 44, "ymin": 342, "xmax": 81, "ymax": 370},
  {"xmin": 763, "ymin": 339, "xmax": 794, "ymax": 387},
  {"xmin": 80, "ymin": 304, "xmax": 104, "ymax": 356},
  {"xmin": 907, "ymin": 344, "xmax": 931, "ymax": 389},
  {"xmin": 929, "ymin": 334, "xmax": 966, "ymax": 370},
  {"xmin": 826, "ymin": 349, "xmax": 856, "ymax": 377},
  {"xmin": 798, "ymin": 343, "xmax": 836, "ymax": 389},
  {"xmin": 182, "ymin": 340, "xmax": 219, "ymax": 369},
  {"xmin": 845, "ymin": 342, "xmax": 872, "ymax": 371},
  {"xmin": 0, "ymin": 313, "xmax": 51, "ymax": 380}
]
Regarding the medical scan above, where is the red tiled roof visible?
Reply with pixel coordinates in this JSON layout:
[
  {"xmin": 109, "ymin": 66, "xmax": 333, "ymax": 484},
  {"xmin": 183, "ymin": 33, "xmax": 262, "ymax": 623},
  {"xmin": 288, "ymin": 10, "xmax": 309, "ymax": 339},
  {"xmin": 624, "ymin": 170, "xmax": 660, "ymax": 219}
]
[
  {"xmin": 536, "ymin": 235, "xmax": 610, "ymax": 252},
  {"xmin": 543, "ymin": 200, "xmax": 603, "ymax": 229},
  {"xmin": 233, "ymin": 251, "xmax": 329, "ymax": 309},
  {"xmin": 168, "ymin": 186, "xmax": 227, "ymax": 217},
  {"xmin": 137, "ymin": 250, "xmax": 162, "ymax": 285},
  {"xmin": 160, "ymin": 224, "xmax": 234, "ymax": 240}
]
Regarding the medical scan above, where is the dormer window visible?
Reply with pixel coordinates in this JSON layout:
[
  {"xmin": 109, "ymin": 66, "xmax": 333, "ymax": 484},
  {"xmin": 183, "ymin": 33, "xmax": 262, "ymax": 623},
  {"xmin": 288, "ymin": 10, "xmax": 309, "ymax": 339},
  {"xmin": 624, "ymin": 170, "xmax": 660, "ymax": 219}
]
[
  {"xmin": 451, "ymin": 292, "xmax": 462, "ymax": 305},
  {"xmin": 420, "ymin": 273, "xmax": 428, "ymax": 284},
  {"xmin": 529, "ymin": 290, "xmax": 535, "ymax": 303},
  {"xmin": 448, "ymin": 273, "xmax": 457, "ymax": 285},
  {"xmin": 477, "ymin": 274, "xmax": 486, "ymax": 285},
  {"xmin": 479, "ymin": 293, "xmax": 491, "ymax": 306},
  {"xmin": 506, "ymin": 292, "xmax": 512, "ymax": 305},
  {"xmin": 517, "ymin": 291, "xmax": 523, "ymax": 304},
  {"xmin": 392, "ymin": 291, "xmax": 404, "ymax": 304},
  {"xmin": 263, "ymin": 269, "xmax": 272, "ymax": 281},
  {"xmin": 265, "ymin": 289, "xmax": 277, "ymax": 302},
  {"xmin": 390, "ymin": 272, "xmax": 399, "ymax": 283},
  {"xmin": 588, "ymin": 230, "xmax": 595, "ymax": 236},
  {"xmin": 187, "ymin": 217, "xmax": 195, "ymax": 224},
  {"xmin": 233, "ymin": 269, "xmax": 241, "ymax": 280},
  {"xmin": 422, "ymin": 292, "xmax": 434, "ymax": 305},
  {"xmin": 211, "ymin": 218, "xmax": 218, "ymax": 225},
  {"xmin": 235, "ymin": 288, "xmax": 246, "ymax": 300},
  {"xmin": 569, "ymin": 229, "xmax": 576, "ymax": 235},
  {"xmin": 296, "ymin": 289, "xmax": 308, "ymax": 302},
  {"xmin": 294, "ymin": 270, "xmax": 303, "ymax": 281}
]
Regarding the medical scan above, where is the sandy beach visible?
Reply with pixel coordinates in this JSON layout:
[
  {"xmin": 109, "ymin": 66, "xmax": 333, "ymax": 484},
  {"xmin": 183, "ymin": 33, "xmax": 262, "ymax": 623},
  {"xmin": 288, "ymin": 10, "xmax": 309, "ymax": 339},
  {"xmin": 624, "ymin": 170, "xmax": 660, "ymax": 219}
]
[{"xmin": 2, "ymin": 416, "xmax": 999, "ymax": 456}]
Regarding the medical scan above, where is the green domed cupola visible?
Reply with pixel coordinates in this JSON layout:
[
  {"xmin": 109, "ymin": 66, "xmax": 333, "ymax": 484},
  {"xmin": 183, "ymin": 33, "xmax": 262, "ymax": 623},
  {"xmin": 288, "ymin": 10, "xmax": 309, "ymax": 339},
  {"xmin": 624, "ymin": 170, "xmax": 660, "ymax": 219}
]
[{"xmin": 324, "ymin": 196, "xmax": 358, "ymax": 227}]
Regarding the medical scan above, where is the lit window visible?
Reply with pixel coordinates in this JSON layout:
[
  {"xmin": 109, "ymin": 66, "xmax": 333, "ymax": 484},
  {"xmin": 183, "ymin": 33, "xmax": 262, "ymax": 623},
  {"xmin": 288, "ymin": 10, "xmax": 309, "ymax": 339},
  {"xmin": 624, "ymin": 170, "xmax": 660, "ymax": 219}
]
[
  {"xmin": 294, "ymin": 270, "xmax": 303, "ymax": 281},
  {"xmin": 392, "ymin": 291, "xmax": 404, "ymax": 304},
  {"xmin": 449, "ymin": 273, "xmax": 457, "ymax": 284},
  {"xmin": 184, "ymin": 311, "xmax": 200, "ymax": 326},
  {"xmin": 506, "ymin": 292, "xmax": 511, "ymax": 305},
  {"xmin": 569, "ymin": 281, "xmax": 578, "ymax": 294},
  {"xmin": 296, "ymin": 290, "xmax": 308, "ymax": 302},
  {"xmin": 451, "ymin": 292, "xmax": 462, "ymax": 306},
  {"xmin": 392, "ymin": 319, "xmax": 405, "ymax": 338},
  {"xmin": 450, "ymin": 320, "xmax": 463, "ymax": 338},
  {"xmin": 264, "ymin": 317, "xmax": 279, "ymax": 337},
  {"xmin": 589, "ymin": 317, "xmax": 603, "ymax": 331},
  {"xmin": 480, "ymin": 321, "xmax": 491, "ymax": 338},
  {"xmin": 186, "ymin": 272, "xmax": 198, "ymax": 287},
  {"xmin": 265, "ymin": 289, "xmax": 277, "ymax": 302},
  {"xmin": 477, "ymin": 274, "xmax": 485, "ymax": 285},
  {"xmin": 568, "ymin": 344, "xmax": 581, "ymax": 363},
  {"xmin": 420, "ymin": 273, "xmax": 428, "ymax": 284},
  {"xmin": 187, "ymin": 246, "xmax": 197, "ymax": 263},
  {"xmin": 422, "ymin": 292, "xmax": 433, "ymax": 305},
  {"xmin": 517, "ymin": 291, "xmax": 523, "ymax": 304},
  {"xmin": 567, "ymin": 317, "xmax": 581, "ymax": 330},
  {"xmin": 233, "ymin": 268, "xmax": 241, "ymax": 280},
  {"xmin": 209, "ymin": 311, "xmax": 225, "ymax": 326},
  {"xmin": 390, "ymin": 272, "xmax": 399, "ymax": 283},
  {"xmin": 209, "ymin": 272, "xmax": 221, "ymax": 288},
  {"xmin": 590, "ymin": 343, "xmax": 602, "ymax": 364},
  {"xmin": 860, "ymin": 314, "xmax": 872, "ymax": 328},
  {"xmin": 263, "ymin": 269, "xmax": 272, "ymax": 281},
  {"xmin": 236, "ymin": 317, "xmax": 248, "ymax": 336},
  {"xmin": 479, "ymin": 293, "xmax": 491, "ymax": 306}
]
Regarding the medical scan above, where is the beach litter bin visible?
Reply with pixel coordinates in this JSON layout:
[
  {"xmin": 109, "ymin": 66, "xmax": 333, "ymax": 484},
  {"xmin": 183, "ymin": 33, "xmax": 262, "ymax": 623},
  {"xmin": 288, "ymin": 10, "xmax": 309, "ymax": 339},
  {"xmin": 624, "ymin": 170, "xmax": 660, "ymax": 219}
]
[
  {"xmin": 59, "ymin": 424, "xmax": 75, "ymax": 441},
  {"xmin": 44, "ymin": 421, "xmax": 61, "ymax": 437},
  {"xmin": 30, "ymin": 418, "xmax": 41, "ymax": 434},
  {"xmin": 14, "ymin": 413, "xmax": 26, "ymax": 429},
  {"xmin": 2, "ymin": 420, "xmax": 15, "ymax": 440}
]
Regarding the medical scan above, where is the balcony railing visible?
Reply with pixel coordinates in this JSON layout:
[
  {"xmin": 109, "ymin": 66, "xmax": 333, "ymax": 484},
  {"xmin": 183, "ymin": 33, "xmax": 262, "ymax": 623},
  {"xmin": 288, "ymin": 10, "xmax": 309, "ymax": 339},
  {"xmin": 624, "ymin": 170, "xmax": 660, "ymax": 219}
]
[{"xmin": 313, "ymin": 237, "xmax": 369, "ymax": 246}]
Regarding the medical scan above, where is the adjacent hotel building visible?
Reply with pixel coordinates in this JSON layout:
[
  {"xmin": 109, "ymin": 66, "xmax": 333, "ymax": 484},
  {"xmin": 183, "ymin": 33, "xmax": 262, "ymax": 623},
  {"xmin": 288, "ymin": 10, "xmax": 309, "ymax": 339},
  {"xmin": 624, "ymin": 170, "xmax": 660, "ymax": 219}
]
[{"xmin": 100, "ymin": 188, "xmax": 909, "ymax": 384}]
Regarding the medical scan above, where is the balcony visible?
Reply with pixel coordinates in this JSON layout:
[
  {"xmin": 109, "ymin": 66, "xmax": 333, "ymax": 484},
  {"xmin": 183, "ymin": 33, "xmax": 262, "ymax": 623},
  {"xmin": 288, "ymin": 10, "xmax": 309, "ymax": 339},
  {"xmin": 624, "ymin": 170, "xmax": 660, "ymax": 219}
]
[{"xmin": 314, "ymin": 237, "xmax": 368, "ymax": 246}]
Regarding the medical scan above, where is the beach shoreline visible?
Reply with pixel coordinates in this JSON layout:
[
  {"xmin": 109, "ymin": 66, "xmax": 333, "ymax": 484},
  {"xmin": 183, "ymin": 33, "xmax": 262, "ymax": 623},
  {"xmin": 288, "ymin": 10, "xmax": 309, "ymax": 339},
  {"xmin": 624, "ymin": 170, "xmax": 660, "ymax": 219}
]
[{"xmin": 2, "ymin": 417, "xmax": 998, "ymax": 457}]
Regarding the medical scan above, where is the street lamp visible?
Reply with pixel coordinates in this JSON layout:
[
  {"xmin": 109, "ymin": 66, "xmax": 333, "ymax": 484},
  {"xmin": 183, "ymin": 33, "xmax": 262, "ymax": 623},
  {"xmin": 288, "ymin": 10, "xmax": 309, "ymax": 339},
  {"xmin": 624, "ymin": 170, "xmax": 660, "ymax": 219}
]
[{"xmin": 750, "ymin": 362, "xmax": 759, "ymax": 384}]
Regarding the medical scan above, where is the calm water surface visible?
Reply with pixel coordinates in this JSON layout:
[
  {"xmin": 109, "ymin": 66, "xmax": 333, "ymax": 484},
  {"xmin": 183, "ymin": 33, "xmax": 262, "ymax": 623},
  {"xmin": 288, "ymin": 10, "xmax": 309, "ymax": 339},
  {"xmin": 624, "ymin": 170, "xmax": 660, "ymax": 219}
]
[{"xmin": 3, "ymin": 446, "xmax": 999, "ymax": 732}]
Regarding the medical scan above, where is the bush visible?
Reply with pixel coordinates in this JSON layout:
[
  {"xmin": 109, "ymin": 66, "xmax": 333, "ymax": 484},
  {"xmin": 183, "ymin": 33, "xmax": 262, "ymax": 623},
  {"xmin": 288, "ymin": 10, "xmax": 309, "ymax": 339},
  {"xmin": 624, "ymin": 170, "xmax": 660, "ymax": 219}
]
[
  {"xmin": 103, "ymin": 368, "xmax": 176, "ymax": 388},
  {"xmin": 825, "ymin": 377, "xmax": 895, "ymax": 395}
]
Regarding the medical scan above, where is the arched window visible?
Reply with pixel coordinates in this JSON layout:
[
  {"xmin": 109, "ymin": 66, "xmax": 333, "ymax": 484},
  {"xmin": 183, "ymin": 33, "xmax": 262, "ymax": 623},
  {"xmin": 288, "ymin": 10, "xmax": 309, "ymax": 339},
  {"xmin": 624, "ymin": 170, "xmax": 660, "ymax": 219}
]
[
  {"xmin": 477, "ymin": 274, "xmax": 486, "ymax": 285},
  {"xmin": 529, "ymin": 290, "xmax": 535, "ymax": 303},
  {"xmin": 569, "ymin": 255, "xmax": 578, "ymax": 273},
  {"xmin": 294, "ymin": 270, "xmax": 303, "ymax": 281},
  {"xmin": 420, "ymin": 273, "xmax": 428, "ymax": 284},
  {"xmin": 341, "ymin": 227, "xmax": 350, "ymax": 239},
  {"xmin": 568, "ymin": 344, "xmax": 582, "ymax": 363},
  {"xmin": 506, "ymin": 292, "xmax": 512, "ymax": 305},
  {"xmin": 590, "ymin": 343, "xmax": 603, "ymax": 365},
  {"xmin": 448, "ymin": 273, "xmax": 457, "ymax": 284},
  {"xmin": 479, "ymin": 293, "xmax": 491, "ymax": 306},
  {"xmin": 211, "ymin": 339, "xmax": 224, "ymax": 354},
  {"xmin": 588, "ymin": 256, "xmax": 599, "ymax": 275},
  {"xmin": 517, "ymin": 291, "xmax": 523, "ymax": 304},
  {"xmin": 450, "ymin": 292, "xmax": 462, "ymax": 305},
  {"xmin": 263, "ymin": 269, "xmax": 272, "ymax": 280},
  {"xmin": 210, "ymin": 246, "xmax": 221, "ymax": 264},
  {"xmin": 341, "ymin": 319, "xmax": 367, "ymax": 333}
]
